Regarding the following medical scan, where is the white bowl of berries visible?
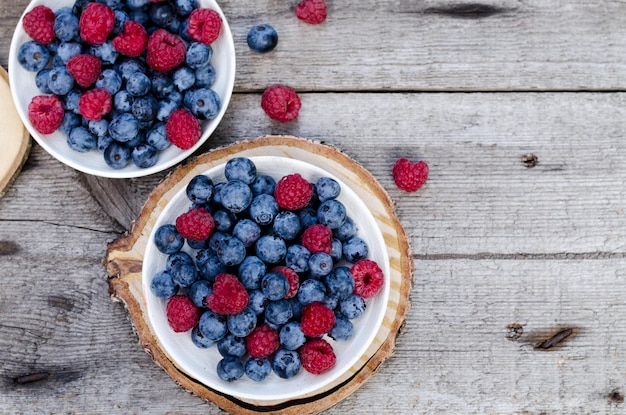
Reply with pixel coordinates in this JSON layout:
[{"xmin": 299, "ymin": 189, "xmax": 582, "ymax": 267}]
[
  {"xmin": 142, "ymin": 155, "xmax": 391, "ymax": 402},
  {"xmin": 8, "ymin": 0, "xmax": 235, "ymax": 178}
]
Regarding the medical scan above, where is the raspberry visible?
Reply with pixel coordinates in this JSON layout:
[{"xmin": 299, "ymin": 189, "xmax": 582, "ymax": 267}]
[
  {"xmin": 187, "ymin": 8, "xmax": 223, "ymax": 45},
  {"xmin": 274, "ymin": 173, "xmax": 312, "ymax": 210},
  {"xmin": 165, "ymin": 108, "xmax": 202, "ymax": 150},
  {"xmin": 27, "ymin": 95, "xmax": 64, "ymax": 134},
  {"xmin": 66, "ymin": 54, "xmax": 102, "ymax": 88},
  {"xmin": 261, "ymin": 84, "xmax": 301, "ymax": 122},
  {"xmin": 271, "ymin": 266, "xmax": 299, "ymax": 299},
  {"xmin": 112, "ymin": 20, "xmax": 148, "ymax": 58},
  {"xmin": 392, "ymin": 158, "xmax": 429, "ymax": 192},
  {"xmin": 300, "ymin": 302, "xmax": 336, "ymax": 337},
  {"xmin": 146, "ymin": 29, "xmax": 186, "ymax": 72},
  {"xmin": 175, "ymin": 207, "xmax": 215, "ymax": 241},
  {"xmin": 295, "ymin": 0, "xmax": 327, "ymax": 25},
  {"xmin": 78, "ymin": 88, "xmax": 112, "ymax": 121},
  {"xmin": 22, "ymin": 5, "xmax": 56, "ymax": 44},
  {"xmin": 245, "ymin": 324, "xmax": 279, "ymax": 358},
  {"xmin": 166, "ymin": 295, "xmax": 201, "ymax": 332},
  {"xmin": 206, "ymin": 273, "xmax": 249, "ymax": 315},
  {"xmin": 351, "ymin": 259, "xmax": 384, "ymax": 299},
  {"xmin": 301, "ymin": 224, "xmax": 333, "ymax": 254},
  {"xmin": 79, "ymin": 3, "xmax": 115, "ymax": 45},
  {"xmin": 300, "ymin": 338, "xmax": 336, "ymax": 374}
]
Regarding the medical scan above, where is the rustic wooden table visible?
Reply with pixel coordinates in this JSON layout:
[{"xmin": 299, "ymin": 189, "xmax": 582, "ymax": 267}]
[{"xmin": 2, "ymin": 1, "xmax": 626, "ymax": 414}]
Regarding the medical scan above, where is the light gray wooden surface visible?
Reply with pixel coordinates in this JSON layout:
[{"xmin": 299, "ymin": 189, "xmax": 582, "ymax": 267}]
[{"xmin": 1, "ymin": 1, "xmax": 626, "ymax": 414}]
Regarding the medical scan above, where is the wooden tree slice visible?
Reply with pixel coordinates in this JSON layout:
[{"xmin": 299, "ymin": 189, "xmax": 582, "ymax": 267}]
[
  {"xmin": 0, "ymin": 66, "xmax": 31, "ymax": 198},
  {"xmin": 105, "ymin": 136, "xmax": 413, "ymax": 414}
]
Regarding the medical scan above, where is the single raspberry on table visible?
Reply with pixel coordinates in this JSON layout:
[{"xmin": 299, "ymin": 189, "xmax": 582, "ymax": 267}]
[
  {"xmin": 78, "ymin": 88, "xmax": 112, "ymax": 121},
  {"xmin": 166, "ymin": 295, "xmax": 201, "ymax": 332},
  {"xmin": 392, "ymin": 158, "xmax": 429, "ymax": 192},
  {"xmin": 165, "ymin": 108, "xmax": 202, "ymax": 150},
  {"xmin": 22, "ymin": 5, "xmax": 56, "ymax": 44},
  {"xmin": 301, "ymin": 224, "xmax": 333, "ymax": 254},
  {"xmin": 28, "ymin": 95, "xmax": 64, "ymax": 134},
  {"xmin": 274, "ymin": 173, "xmax": 312, "ymax": 210},
  {"xmin": 206, "ymin": 273, "xmax": 249, "ymax": 315},
  {"xmin": 351, "ymin": 258, "xmax": 384, "ymax": 299},
  {"xmin": 295, "ymin": 0, "xmax": 327, "ymax": 25},
  {"xmin": 261, "ymin": 84, "xmax": 301, "ymax": 122},
  {"xmin": 245, "ymin": 324, "xmax": 280, "ymax": 358},
  {"xmin": 271, "ymin": 265, "xmax": 300, "ymax": 299},
  {"xmin": 79, "ymin": 3, "xmax": 115, "ymax": 45},
  {"xmin": 300, "ymin": 301, "xmax": 336, "ymax": 337},
  {"xmin": 175, "ymin": 207, "xmax": 215, "ymax": 241},
  {"xmin": 112, "ymin": 20, "xmax": 148, "ymax": 58},
  {"xmin": 146, "ymin": 29, "xmax": 186, "ymax": 72},
  {"xmin": 186, "ymin": 8, "xmax": 222, "ymax": 45},
  {"xmin": 300, "ymin": 338, "xmax": 336, "ymax": 374},
  {"xmin": 66, "ymin": 54, "xmax": 102, "ymax": 88}
]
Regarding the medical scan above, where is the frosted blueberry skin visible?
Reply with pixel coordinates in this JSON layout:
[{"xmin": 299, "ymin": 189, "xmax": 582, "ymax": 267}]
[{"xmin": 247, "ymin": 24, "xmax": 279, "ymax": 54}]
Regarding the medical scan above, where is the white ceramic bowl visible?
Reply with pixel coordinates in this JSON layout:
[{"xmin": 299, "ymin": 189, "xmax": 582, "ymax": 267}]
[
  {"xmin": 142, "ymin": 156, "xmax": 391, "ymax": 402},
  {"xmin": 8, "ymin": 0, "xmax": 235, "ymax": 178}
]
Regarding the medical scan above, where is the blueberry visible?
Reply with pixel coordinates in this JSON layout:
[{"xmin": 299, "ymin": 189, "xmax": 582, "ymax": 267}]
[
  {"xmin": 317, "ymin": 199, "xmax": 347, "ymax": 229},
  {"xmin": 279, "ymin": 321, "xmax": 306, "ymax": 350},
  {"xmin": 104, "ymin": 142, "xmax": 132, "ymax": 168},
  {"xmin": 18, "ymin": 41, "xmax": 50, "ymax": 72},
  {"xmin": 288, "ymin": 297, "xmax": 304, "ymax": 320},
  {"xmin": 132, "ymin": 143, "xmax": 158, "ymax": 168},
  {"xmin": 207, "ymin": 231, "xmax": 228, "ymax": 255},
  {"xmin": 126, "ymin": 0, "xmax": 150, "ymax": 10},
  {"xmin": 108, "ymin": 113, "xmax": 139, "ymax": 142},
  {"xmin": 334, "ymin": 217, "xmax": 357, "ymax": 241},
  {"xmin": 285, "ymin": 244, "xmax": 311, "ymax": 273},
  {"xmin": 298, "ymin": 207, "xmax": 319, "ymax": 228},
  {"xmin": 97, "ymin": 135, "xmax": 114, "ymax": 152},
  {"xmin": 188, "ymin": 279, "xmax": 212, "ymax": 307},
  {"xmin": 129, "ymin": 10, "xmax": 149, "ymax": 26},
  {"xmin": 211, "ymin": 182, "xmax": 225, "ymax": 207},
  {"xmin": 308, "ymin": 252, "xmax": 334, "ymax": 278},
  {"xmin": 35, "ymin": 69, "xmax": 52, "ymax": 93},
  {"xmin": 220, "ymin": 180, "xmax": 252, "ymax": 214},
  {"xmin": 198, "ymin": 311, "xmax": 227, "ymax": 342},
  {"xmin": 126, "ymin": 72, "xmax": 151, "ymax": 96},
  {"xmin": 53, "ymin": 12, "xmax": 79, "ymax": 42},
  {"xmin": 185, "ymin": 87, "xmax": 221, "ymax": 120},
  {"xmin": 173, "ymin": 66, "xmax": 196, "ymax": 91},
  {"xmin": 195, "ymin": 250, "xmax": 226, "ymax": 282},
  {"xmin": 248, "ymin": 289, "xmax": 268, "ymax": 315},
  {"xmin": 146, "ymin": 122, "xmax": 170, "ymax": 150},
  {"xmin": 132, "ymin": 95, "xmax": 158, "ymax": 124},
  {"xmin": 217, "ymin": 235, "xmax": 247, "ymax": 266},
  {"xmin": 224, "ymin": 157, "xmax": 256, "ymax": 184},
  {"xmin": 297, "ymin": 279, "xmax": 327, "ymax": 305},
  {"xmin": 56, "ymin": 41, "xmax": 82, "ymax": 64},
  {"xmin": 339, "ymin": 294, "xmax": 366, "ymax": 319},
  {"xmin": 48, "ymin": 66, "xmax": 75, "ymax": 95},
  {"xmin": 187, "ymin": 238, "xmax": 208, "ymax": 250},
  {"xmin": 213, "ymin": 209, "xmax": 236, "ymax": 233},
  {"xmin": 72, "ymin": 0, "xmax": 91, "ymax": 16},
  {"xmin": 324, "ymin": 266, "xmax": 355, "ymax": 300},
  {"xmin": 232, "ymin": 219, "xmax": 261, "ymax": 248},
  {"xmin": 273, "ymin": 211, "xmax": 302, "ymax": 241},
  {"xmin": 249, "ymin": 194, "xmax": 279, "ymax": 226},
  {"xmin": 245, "ymin": 357, "xmax": 271, "ymax": 382},
  {"xmin": 55, "ymin": 6, "xmax": 73, "ymax": 16},
  {"xmin": 116, "ymin": 59, "xmax": 146, "ymax": 81},
  {"xmin": 227, "ymin": 307, "xmax": 257, "ymax": 337},
  {"xmin": 255, "ymin": 234, "xmax": 287, "ymax": 264},
  {"xmin": 151, "ymin": 72, "xmax": 175, "ymax": 98},
  {"xmin": 247, "ymin": 24, "xmax": 278, "ymax": 53},
  {"xmin": 261, "ymin": 271, "xmax": 289, "ymax": 301},
  {"xmin": 96, "ymin": 69, "xmax": 123, "ymax": 95},
  {"xmin": 194, "ymin": 64, "xmax": 216, "ymax": 88},
  {"xmin": 113, "ymin": 90, "xmax": 134, "ymax": 113},
  {"xmin": 154, "ymin": 224, "xmax": 183, "ymax": 254},
  {"xmin": 156, "ymin": 97, "xmax": 179, "ymax": 121},
  {"xmin": 125, "ymin": 130, "xmax": 146, "ymax": 148},
  {"xmin": 251, "ymin": 174, "xmax": 276, "ymax": 196},
  {"xmin": 59, "ymin": 112, "xmax": 81, "ymax": 136},
  {"xmin": 186, "ymin": 42, "xmax": 212, "ymax": 69},
  {"xmin": 265, "ymin": 299, "xmax": 293, "ymax": 325},
  {"xmin": 186, "ymin": 175, "xmax": 214, "ymax": 205},
  {"xmin": 88, "ymin": 119, "xmax": 109, "ymax": 137},
  {"xmin": 272, "ymin": 349, "xmax": 301, "ymax": 379},
  {"xmin": 150, "ymin": 270, "xmax": 177, "ymax": 299},
  {"xmin": 217, "ymin": 356, "xmax": 244, "ymax": 382},
  {"xmin": 166, "ymin": 251, "xmax": 194, "ymax": 271},
  {"xmin": 64, "ymin": 89, "xmax": 81, "ymax": 114},
  {"xmin": 342, "ymin": 237, "xmax": 369, "ymax": 263},
  {"xmin": 316, "ymin": 177, "xmax": 341, "ymax": 201},
  {"xmin": 149, "ymin": 2, "xmax": 176, "ymax": 27},
  {"xmin": 324, "ymin": 295, "xmax": 339, "ymax": 310},
  {"xmin": 238, "ymin": 256, "xmax": 267, "ymax": 290},
  {"xmin": 174, "ymin": 0, "xmax": 198, "ymax": 16},
  {"xmin": 217, "ymin": 334, "xmax": 247, "ymax": 357},
  {"xmin": 191, "ymin": 326, "xmax": 215, "ymax": 348},
  {"xmin": 330, "ymin": 238, "xmax": 343, "ymax": 262},
  {"xmin": 90, "ymin": 41, "xmax": 119, "ymax": 65},
  {"xmin": 67, "ymin": 127, "xmax": 97, "ymax": 152},
  {"xmin": 170, "ymin": 262, "xmax": 198, "ymax": 288},
  {"xmin": 113, "ymin": 10, "xmax": 130, "ymax": 35},
  {"xmin": 329, "ymin": 313, "xmax": 354, "ymax": 341}
]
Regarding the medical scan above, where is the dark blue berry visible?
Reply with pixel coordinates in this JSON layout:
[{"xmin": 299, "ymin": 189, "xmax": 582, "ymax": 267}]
[
  {"xmin": 238, "ymin": 256, "xmax": 266, "ymax": 290},
  {"xmin": 97, "ymin": 135, "xmax": 114, "ymax": 153},
  {"xmin": 132, "ymin": 95, "xmax": 158, "ymax": 124},
  {"xmin": 297, "ymin": 279, "xmax": 327, "ymax": 305},
  {"xmin": 217, "ymin": 356, "xmax": 244, "ymax": 382},
  {"xmin": 265, "ymin": 299, "xmax": 293, "ymax": 325},
  {"xmin": 151, "ymin": 72, "xmax": 175, "ymax": 98},
  {"xmin": 298, "ymin": 207, "xmax": 319, "ymax": 228},
  {"xmin": 154, "ymin": 224, "xmax": 184, "ymax": 254},
  {"xmin": 217, "ymin": 235, "xmax": 247, "ymax": 266},
  {"xmin": 149, "ymin": 2, "xmax": 176, "ymax": 27},
  {"xmin": 220, "ymin": 180, "xmax": 252, "ymax": 214},
  {"xmin": 90, "ymin": 41, "xmax": 119, "ymax": 65},
  {"xmin": 35, "ymin": 69, "xmax": 52, "ymax": 93},
  {"xmin": 96, "ymin": 69, "xmax": 122, "ymax": 95},
  {"xmin": 324, "ymin": 266, "xmax": 355, "ymax": 300},
  {"xmin": 308, "ymin": 252, "xmax": 333, "ymax": 278},
  {"xmin": 88, "ymin": 119, "xmax": 109, "ymax": 137},
  {"xmin": 285, "ymin": 244, "xmax": 311, "ymax": 273},
  {"xmin": 173, "ymin": 66, "xmax": 196, "ymax": 91},
  {"xmin": 334, "ymin": 217, "xmax": 357, "ymax": 241},
  {"xmin": 330, "ymin": 238, "xmax": 343, "ymax": 261},
  {"xmin": 54, "ymin": 12, "xmax": 79, "ymax": 42},
  {"xmin": 317, "ymin": 199, "xmax": 347, "ymax": 229},
  {"xmin": 247, "ymin": 24, "xmax": 278, "ymax": 54},
  {"xmin": 329, "ymin": 313, "xmax": 354, "ymax": 341},
  {"xmin": 251, "ymin": 174, "xmax": 276, "ymax": 196},
  {"xmin": 188, "ymin": 279, "xmax": 212, "ymax": 307},
  {"xmin": 59, "ymin": 112, "xmax": 81, "ymax": 136},
  {"xmin": 191, "ymin": 326, "xmax": 214, "ymax": 348},
  {"xmin": 249, "ymin": 194, "xmax": 279, "ymax": 226},
  {"xmin": 116, "ymin": 59, "xmax": 146, "ymax": 81},
  {"xmin": 186, "ymin": 42, "xmax": 212, "ymax": 69},
  {"xmin": 156, "ymin": 97, "xmax": 179, "ymax": 121},
  {"xmin": 261, "ymin": 271, "xmax": 289, "ymax": 301},
  {"xmin": 126, "ymin": 72, "xmax": 151, "ymax": 96},
  {"xmin": 196, "ymin": 250, "xmax": 227, "ymax": 282},
  {"xmin": 64, "ymin": 89, "xmax": 81, "ymax": 114},
  {"xmin": 18, "ymin": 41, "xmax": 50, "ymax": 72},
  {"xmin": 273, "ymin": 211, "xmax": 302, "ymax": 241},
  {"xmin": 166, "ymin": 251, "xmax": 194, "ymax": 271},
  {"xmin": 198, "ymin": 311, "xmax": 227, "ymax": 342},
  {"xmin": 213, "ymin": 209, "xmax": 236, "ymax": 233},
  {"xmin": 245, "ymin": 357, "xmax": 271, "ymax": 382},
  {"xmin": 113, "ymin": 90, "xmax": 133, "ymax": 113},
  {"xmin": 67, "ymin": 127, "xmax": 97, "ymax": 152},
  {"xmin": 224, "ymin": 157, "xmax": 256, "ymax": 184},
  {"xmin": 232, "ymin": 219, "xmax": 261, "ymax": 248},
  {"xmin": 146, "ymin": 122, "xmax": 170, "ymax": 150},
  {"xmin": 315, "ymin": 177, "xmax": 341, "ymax": 201},
  {"xmin": 150, "ymin": 270, "xmax": 177, "ymax": 299},
  {"xmin": 207, "ymin": 231, "xmax": 228, "ymax": 255},
  {"xmin": 185, "ymin": 87, "xmax": 221, "ymax": 120},
  {"xmin": 342, "ymin": 237, "xmax": 369, "ymax": 263},
  {"xmin": 186, "ymin": 175, "xmax": 214, "ymax": 204},
  {"xmin": 247, "ymin": 289, "xmax": 268, "ymax": 315},
  {"xmin": 174, "ymin": 0, "xmax": 198, "ymax": 16},
  {"xmin": 170, "ymin": 262, "xmax": 198, "ymax": 288},
  {"xmin": 339, "ymin": 294, "xmax": 366, "ymax": 319},
  {"xmin": 217, "ymin": 334, "xmax": 247, "ymax": 357},
  {"xmin": 255, "ymin": 234, "xmax": 287, "ymax": 264},
  {"xmin": 113, "ymin": 10, "xmax": 130, "ymax": 35},
  {"xmin": 272, "ymin": 349, "xmax": 301, "ymax": 379},
  {"xmin": 227, "ymin": 307, "xmax": 257, "ymax": 337},
  {"xmin": 279, "ymin": 321, "xmax": 306, "ymax": 350},
  {"xmin": 132, "ymin": 143, "xmax": 158, "ymax": 168},
  {"xmin": 48, "ymin": 66, "xmax": 74, "ymax": 95},
  {"xmin": 194, "ymin": 64, "xmax": 216, "ymax": 88},
  {"xmin": 108, "ymin": 113, "xmax": 139, "ymax": 142},
  {"xmin": 56, "ymin": 41, "xmax": 82, "ymax": 64}
]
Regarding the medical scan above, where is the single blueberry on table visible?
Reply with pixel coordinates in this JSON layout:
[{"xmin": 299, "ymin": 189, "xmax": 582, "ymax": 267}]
[{"xmin": 247, "ymin": 24, "xmax": 278, "ymax": 53}]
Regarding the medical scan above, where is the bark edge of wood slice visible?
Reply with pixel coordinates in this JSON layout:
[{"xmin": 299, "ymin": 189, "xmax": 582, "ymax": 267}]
[{"xmin": 104, "ymin": 136, "xmax": 413, "ymax": 414}]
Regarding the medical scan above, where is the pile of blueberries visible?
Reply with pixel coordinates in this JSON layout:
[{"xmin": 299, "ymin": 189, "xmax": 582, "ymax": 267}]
[{"xmin": 151, "ymin": 157, "xmax": 375, "ymax": 382}]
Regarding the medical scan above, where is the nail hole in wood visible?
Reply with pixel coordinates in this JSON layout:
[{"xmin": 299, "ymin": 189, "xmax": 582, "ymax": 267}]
[
  {"xmin": 521, "ymin": 154, "xmax": 538, "ymax": 168},
  {"xmin": 506, "ymin": 323, "xmax": 523, "ymax": 341}
]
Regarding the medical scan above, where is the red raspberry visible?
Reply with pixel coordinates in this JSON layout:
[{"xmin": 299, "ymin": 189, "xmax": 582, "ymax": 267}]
[
  {"xmin": 351, "ymin": 259, "xmax": 384, "ymax": 299},
  {"xmin": 112, "ymin": 20, "xmax": 148, "ymax": 58},
  {"xmin": 146, "ymin": 29, "xmax": 186, "ymax": 72},
  {"xmin": 261, "ymin": 84, "xmax": 301, "ymax": 122},
  {"xmin": 175, "ymin": 207, "xmax": 215, "ymax": 241},
  {"xmin": 165, "ymin": 108, "xmax": 202, "ymax": 150},
  {"xmin": 301, "ymin": 224, "xmax": 333, "ymax": 254},
  {"xmin": 300, "ymin": 338, "xmax": 336, "ymax": 374},
  {"xmin": 79, "ymin": 3, "xmax": 115, "ymax": 45},
  {"xmin": 295, "ymin": 0, "xmax": 327, "ymax": 25},
  {"xmin": 78, "ymin": 88, "xmax": 112, "ymax": 121},
  {"xmin": 206, "ymin": 273, "xmax": 249, "ymax": 315},
  {"xmin": 27, "ymin": 95, "xmax": 64, "ymax": 135},
  {"xmin": 271, "ymin": 266, "xmax": 300, "ymax": 299},
  {"xmin": 274, "ymin": 173, "xmax": 312, "ymax": 210},
  {"xmin": 300, "ymin": 302, "xmax": 336, "ymax": 337},
  {"xmin": 66, "ymin": 54, "xmax": 102, "ymax": 88},
  {"xmin": 22, "ymin": 5, "xmax": 56, "ymax": 44},
  {"xmin": 392, "ymin": 158, "xmax": 429, "ymax": 192},
  {"xmin": 166, "ymin": 295, "xmax": 201, "ymax": 333},
  {"xmin": 245, "ymin": 324, "xmax": 280, "ymax": 358},
  {"xmin": 186, "ymin": 8, "xmax": 222, "ymax": 45}
]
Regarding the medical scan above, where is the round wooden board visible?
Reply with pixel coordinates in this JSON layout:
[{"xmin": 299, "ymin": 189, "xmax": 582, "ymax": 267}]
[
  {"xmin": 104, "ymin": 136, "xmax": 413, "ymax": 414},
  {"xmin": 0, "ymin": 66, "xmax": 31, "ymax": 198}
]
